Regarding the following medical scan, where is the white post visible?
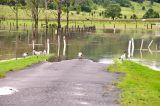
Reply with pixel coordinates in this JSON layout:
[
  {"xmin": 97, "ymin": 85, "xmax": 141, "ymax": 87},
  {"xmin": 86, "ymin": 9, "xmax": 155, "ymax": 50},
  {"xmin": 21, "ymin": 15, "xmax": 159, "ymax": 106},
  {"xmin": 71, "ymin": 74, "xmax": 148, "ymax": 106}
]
[
  {"xmin": 114, "ymin": 28, "xmax": 116, "ymax": 34},
  {"xmin": 148, "ymin": 40, "xmax": 153, "ymax": 49},
  {"xmin": 57, "ymin": 35, "xmax": 60, "ymax": 57},
  {"xmin": 63, "ymin": 36, "xmax": 66, "ymax": 56},
  {"xmin": 156, "ymin": 44, "xmax": 158, "ymax": 51},
  {"xmin": 32, "ymin": 40, "xmax": 35, "ymax": 55},
  {"xmin": 128, "ymin": 40, "xmax": 131, "ymax": 58},
  {"xmin": 148, "ymin": 40, "xmax": 153, "ymax": 54},
  {"xmin": 55, "ymin": 30, "xmax": 57, "ymax": 35},
  {"xmin": 140, "ymin": 39, "xmax": 144, "ymax": 50},
  {"xmin": 131, "ymin": 38, "xmax": 134, "ymax": 57},
  {"xmin": 41, "ymin": 31, "xmax": 43, "ymax": 44},
  {"xmin": 47, "ymin": 39, "xmax": 50, "ymax": 54},
  {"xmin": 27, "ymin": 30, "xmax": 29, "ymax": 44}
]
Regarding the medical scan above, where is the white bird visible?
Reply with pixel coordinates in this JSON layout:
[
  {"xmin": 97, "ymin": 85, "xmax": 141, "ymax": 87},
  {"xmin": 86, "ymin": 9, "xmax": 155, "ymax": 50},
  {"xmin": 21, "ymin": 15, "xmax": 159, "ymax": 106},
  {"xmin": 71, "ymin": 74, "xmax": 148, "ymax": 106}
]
[
  {"xmin": 22, "ymin": 53, "xmax": 28, "ymax": 58},
  {"xmin": 119, "ymin": 53, "xmax": 126, "ymax": 60},
  {"xmin": 43, "ymin": 50, "xmax": 47, "ymax": 55},
  {"xmin": 33, "ymin": 50, "xmax": 42, "ymax": 56},
  {"xmin": 78, "ymin": 52, "xmax": 83, "ymax": 59}
]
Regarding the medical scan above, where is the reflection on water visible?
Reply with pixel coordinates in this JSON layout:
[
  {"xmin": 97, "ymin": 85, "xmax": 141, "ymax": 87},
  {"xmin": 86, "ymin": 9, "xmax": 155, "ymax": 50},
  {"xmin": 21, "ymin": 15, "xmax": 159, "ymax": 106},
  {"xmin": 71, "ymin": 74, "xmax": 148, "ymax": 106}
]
[{"xmin": 0, "ymin": 28, "xmax": 160, "ymax": 70}]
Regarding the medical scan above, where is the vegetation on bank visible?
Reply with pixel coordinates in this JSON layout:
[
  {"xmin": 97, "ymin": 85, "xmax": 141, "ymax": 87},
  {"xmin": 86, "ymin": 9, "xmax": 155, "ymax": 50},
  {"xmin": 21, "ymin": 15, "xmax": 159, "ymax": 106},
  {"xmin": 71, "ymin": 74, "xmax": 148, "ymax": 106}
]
[
  {"xmin": 107, "ymin": 60, "xmax": 160, "ymax": 106},
  {"xmin": 0, "ymin": 55, "xmax": 54, "ymax": 78}
]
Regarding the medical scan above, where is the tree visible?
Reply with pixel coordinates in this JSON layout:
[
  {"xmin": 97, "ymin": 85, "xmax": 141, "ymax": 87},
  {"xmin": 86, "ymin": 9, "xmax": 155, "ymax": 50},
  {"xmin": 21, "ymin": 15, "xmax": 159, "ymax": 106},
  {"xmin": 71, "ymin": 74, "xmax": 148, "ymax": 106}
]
[
  {"xmin": 113, "ymin": 0, "xmax": 131, "ymax": 7},
  {"xmin": 143, "ymin": 8, "xmax": 160, "ymax": 18},
  {"xmin": 81, "ymin": 5, "xmax": 92, "ymax": 12},
  {"xmin": 26, "ymin": 0, "xmax": 43, "ymax": 42},
  {"xmin": 150, "ymin": 0, "xmax": 154, "ymax": 5},
  {"xmin": 57, "ymin": 0, "xmax": 62, "ymax": 57},
  {"xmin": 62, "ymin": 0, "xmax": 74, "ymax": 29},
  {"xmin": 7, "ymin": 0, "xmax": 23, "ymax": 30},
  {"xmin": 19, "ymin": 0, "xmax": 26, "ymax": 6},
  {"xmin": 48, "ymin": 1, "xmax": 57, "ymax": 10},
  {"xmin": 45, "ymin": 0, "xmax": 49, "ymax": 51},
  {"xmin": 104, "ymin": 4, "xmax": 121, "ymax": 20},
  {"xmin": 80, "ymin": 0, "xmax": 93, "ymax": 12}
]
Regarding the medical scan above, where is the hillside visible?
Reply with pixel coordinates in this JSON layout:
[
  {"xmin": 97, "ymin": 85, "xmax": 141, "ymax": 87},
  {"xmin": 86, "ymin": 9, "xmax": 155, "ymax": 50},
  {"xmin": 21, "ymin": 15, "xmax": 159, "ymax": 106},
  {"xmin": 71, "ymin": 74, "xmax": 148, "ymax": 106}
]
[{"xmin": 0, "ymin": 1, "xmax": 160, "ymax": 20}]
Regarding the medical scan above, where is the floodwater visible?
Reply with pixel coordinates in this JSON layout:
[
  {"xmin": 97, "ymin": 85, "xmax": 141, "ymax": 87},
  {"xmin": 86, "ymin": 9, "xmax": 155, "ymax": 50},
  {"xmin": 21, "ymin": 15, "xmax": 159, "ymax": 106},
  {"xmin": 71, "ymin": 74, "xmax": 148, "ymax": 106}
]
[{"xmin": 0, "ymin": 28, "xmax": 160, "ymax": 70}]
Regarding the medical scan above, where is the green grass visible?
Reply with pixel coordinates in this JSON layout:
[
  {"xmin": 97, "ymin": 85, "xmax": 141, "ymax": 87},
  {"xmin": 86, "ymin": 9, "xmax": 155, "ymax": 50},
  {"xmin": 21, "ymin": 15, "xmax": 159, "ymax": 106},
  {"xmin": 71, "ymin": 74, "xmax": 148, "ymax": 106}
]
[
  {"xmin": 0, "ymin": 55, "xmax": 54, "ymax": 78},
  {"xmin": 121, "ymin": 1, "xmax": 160, "ymax": 19},
  {"xmin": 107, "ymin": 60, "xmax": 160, "ymax": 106},
  {"xmin": 0, "ymin": 1, "xmax": 159, "ymax": 30}
]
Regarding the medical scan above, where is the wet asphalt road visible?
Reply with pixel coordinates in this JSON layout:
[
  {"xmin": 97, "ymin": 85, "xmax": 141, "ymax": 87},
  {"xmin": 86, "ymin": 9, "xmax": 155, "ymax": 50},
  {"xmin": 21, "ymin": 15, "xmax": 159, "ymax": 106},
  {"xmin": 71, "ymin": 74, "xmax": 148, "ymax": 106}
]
[{"xmin": 0, "ymin": 59, "xmax": 121, "ymax": 106}]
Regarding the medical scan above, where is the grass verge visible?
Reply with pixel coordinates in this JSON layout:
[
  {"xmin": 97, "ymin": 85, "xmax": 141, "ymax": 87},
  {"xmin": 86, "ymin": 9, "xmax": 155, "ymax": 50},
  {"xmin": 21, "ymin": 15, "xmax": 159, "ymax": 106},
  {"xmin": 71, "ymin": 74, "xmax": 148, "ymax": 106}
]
[
  {"xmin": 0, "ymin": 54, "xmax": 54, "ymax": 78},
  {"xmin": 107, "ymin": 60, "xmax": 160, "ymax": 106}
]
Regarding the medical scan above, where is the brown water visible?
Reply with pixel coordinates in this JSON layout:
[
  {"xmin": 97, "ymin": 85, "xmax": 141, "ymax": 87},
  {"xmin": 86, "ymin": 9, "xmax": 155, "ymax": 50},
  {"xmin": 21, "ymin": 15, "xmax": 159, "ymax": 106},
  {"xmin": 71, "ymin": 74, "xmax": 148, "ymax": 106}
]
[{"xmin": 0, "ymin": 28, "xmax": 160, "ymax": 70}]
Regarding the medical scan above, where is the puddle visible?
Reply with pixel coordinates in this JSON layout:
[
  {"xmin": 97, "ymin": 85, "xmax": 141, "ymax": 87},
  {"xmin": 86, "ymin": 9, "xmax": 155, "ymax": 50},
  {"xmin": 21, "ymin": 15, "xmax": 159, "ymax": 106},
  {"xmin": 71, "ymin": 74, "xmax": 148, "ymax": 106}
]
[
  {"xmin": 73, "ymin": 92, "xmax": 85, "ymax": 96},
  {"xmin": 0, "ymin": 87, "xmax": 18, "ymax": 96},
  {"xmin": 79, "ymin": 101, "xmax": 90, "ymax": 105},
  {"xmin": 98, "ymin": 58, "xmax": 114, "ymax": 64},
  {"xmin": 75, "ymin": 83, "xmax": 82, "ymax": 86},
  {"xmin": 74, "ymin": 87, "xmax": 84, "ymax": 90}
]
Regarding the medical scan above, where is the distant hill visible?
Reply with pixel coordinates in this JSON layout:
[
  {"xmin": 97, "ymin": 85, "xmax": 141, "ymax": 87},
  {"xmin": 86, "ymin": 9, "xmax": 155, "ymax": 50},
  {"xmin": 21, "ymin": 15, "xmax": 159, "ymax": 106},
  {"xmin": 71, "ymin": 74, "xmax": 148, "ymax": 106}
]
[{"xmin": 0, "ymin": 1, "xmax": 159, "ymax": 20}]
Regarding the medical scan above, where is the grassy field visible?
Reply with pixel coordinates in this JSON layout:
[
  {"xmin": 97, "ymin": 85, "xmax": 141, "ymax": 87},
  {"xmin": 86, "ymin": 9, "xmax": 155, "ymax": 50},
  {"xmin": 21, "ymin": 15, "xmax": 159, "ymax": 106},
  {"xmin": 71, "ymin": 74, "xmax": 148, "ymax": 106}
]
[
  {"xmin": 0, "ymin": 1, "xmax": 159, "ymax": 30},
  {"xmin": 107, "ymin": 60, "xmax": 160, "ymax": 106},
  {"xmin": 0, "ymin": 55, "xmax": 53, "ymax": 78},
  {"xmin": 0, "ymin": 1, "xmax": 160, "ymax": 20},
  {"xmin": 121, "ymin": 1, "xmax": 160, "ymax": 19}
]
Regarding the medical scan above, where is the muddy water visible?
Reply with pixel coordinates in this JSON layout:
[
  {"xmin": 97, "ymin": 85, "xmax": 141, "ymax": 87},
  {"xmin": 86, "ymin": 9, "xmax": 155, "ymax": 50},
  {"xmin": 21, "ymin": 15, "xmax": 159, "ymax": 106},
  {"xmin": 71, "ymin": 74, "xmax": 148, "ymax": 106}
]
[{"xmin": 0, "ymin": 28, "xmax": 160, "ymax": 70}]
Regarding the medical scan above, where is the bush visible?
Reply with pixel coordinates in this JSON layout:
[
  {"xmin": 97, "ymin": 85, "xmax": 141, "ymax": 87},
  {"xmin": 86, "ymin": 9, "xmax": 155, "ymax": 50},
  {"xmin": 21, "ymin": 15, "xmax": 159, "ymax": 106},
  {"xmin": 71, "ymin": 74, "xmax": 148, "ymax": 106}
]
[
  {"xmin": 115, "ymin": 0, "xmax": 131, "ymax": 7},
  {"xmin": 103, "ymin": 0, "xmax": 131, "ymax": 7},
  {"xmin": 71, "ymin": 12, "xmax": 74, "ymax": 15},
  {"xmin": 76, "ymin": 11, "xmax": 80, "ymax": 14},
  {"xmin": 81, "ymin": 5, "xmax": 92, "ymax": 12},
  {"xmin": 48, "ymin": 2, "xmax": 57, "ymax": 10},
  {"xmin": 19, "ymin": 0, "xmax": 26, "ymax": 6},
  {"xmin": 124, "ymin": 15, "xmax": 127, "ymax": 19},
  {"xmin": 99, "ymin": 12, "xmax": 102, "ymax": 16},
  {"xmin": 130, "ymin": 14, "xmax": 138, "ymax": 19},
  {"xmin": 50, "ymin": 23, "xmax": 57, "ymax": 28},
  {"xmin": 142, "ymin": 6, "xmax": 145, "ymax": 10},
  {"xmin": 143, "ymin": 8, "xmax": 160, "ymax": 18}
]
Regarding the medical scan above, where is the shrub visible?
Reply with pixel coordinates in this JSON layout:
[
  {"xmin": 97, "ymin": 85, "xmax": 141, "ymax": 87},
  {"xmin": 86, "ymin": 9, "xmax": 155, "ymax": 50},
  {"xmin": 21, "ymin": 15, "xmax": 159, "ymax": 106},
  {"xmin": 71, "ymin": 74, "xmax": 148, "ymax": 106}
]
[
  {"xmin": 142, "ymin": 6, "xmax": 145, "ymax": 10},
  {"xmin": 124, "ymin": 15, "xmax": 127, "ymax": 19},
  {"xmin": 143, "ymin": 8, "xmax": 160, "ymax": 18},
  {"xmin": 81, "ymin": 5, "xmax": 92, "ymax": 12},
  {"xmin": 48, "ymin": 2, "xmax": 57, "ymax": 10},
  {"xmin": 130, "ymin": 14, "xmax": 138, "ymax": 19}
]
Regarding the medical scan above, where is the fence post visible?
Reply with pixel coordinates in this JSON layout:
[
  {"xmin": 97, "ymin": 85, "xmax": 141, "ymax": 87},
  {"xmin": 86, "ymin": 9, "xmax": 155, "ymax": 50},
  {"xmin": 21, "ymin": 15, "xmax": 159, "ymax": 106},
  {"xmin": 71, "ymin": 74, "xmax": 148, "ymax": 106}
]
[{"xmin": 47, "ymin": 39, "xmax": 50, "ymax": 54}]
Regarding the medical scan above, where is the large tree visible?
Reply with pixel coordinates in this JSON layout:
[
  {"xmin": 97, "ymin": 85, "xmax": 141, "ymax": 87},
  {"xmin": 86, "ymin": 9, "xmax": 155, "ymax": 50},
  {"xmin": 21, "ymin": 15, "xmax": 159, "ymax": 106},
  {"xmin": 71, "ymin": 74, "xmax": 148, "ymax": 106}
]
[{"xmin": 104, "ymin": 4, "xmax": 121, "ymax": 20}]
